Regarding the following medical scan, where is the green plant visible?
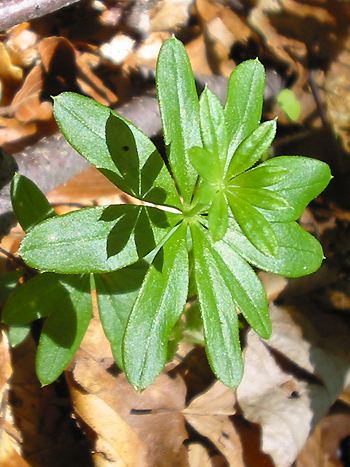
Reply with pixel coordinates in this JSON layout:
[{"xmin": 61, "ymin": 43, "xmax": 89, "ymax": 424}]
[
  {"xmin": 2, "ymin": 38, "xmax": 331, "ymax": 389},
  {"xmin": 277, "ymin": 88, "xmax": 301, "ymax": 122}
]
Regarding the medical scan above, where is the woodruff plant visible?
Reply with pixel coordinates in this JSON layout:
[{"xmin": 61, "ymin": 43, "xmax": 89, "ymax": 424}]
[{"xmin": 3, "ymin": 38, "xmax": 331, "ymax": 389}]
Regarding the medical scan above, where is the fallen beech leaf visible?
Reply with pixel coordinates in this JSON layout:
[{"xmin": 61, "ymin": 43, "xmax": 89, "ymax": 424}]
[
  {"xmin": 324, "ymin": 36, "xmax": 350, "ymax": 153},
  {"xmin": 187, "ymin": 443, "xmax": 214, "ymax": 467},
  {"xmin": 47, "ymin": 166, "xmax": 125, "ymax": 213},
  {"xmin": 297, "ymin": 412, "xmax": 350, "ymax": 467},
  {"xmin": 237, "ymin": 331, "xmax": 330, "ymax": 467},
  {"xmin": 196, "ymin": 0, "xmax": 252, "ymax": 75},
  {"xmin": 5, "ymin": 333, "xmax": 92, "ymax": 465},
  {"xmin": 0, "ymin": 43, "xmax": 23, "ymax": 82},
  {"xmin": 0, "ymin": 43, "xmax": 23, "ymax": 105},
  {"xmin": 258, "ymin": 271, "xmax": 288, "ymax": 302},
  {"xmin": 5, "ymin": 24, "xmax": 38, "ymax": 68},
  {"xmin": 10, "ymin": 66, "xmax": 53, "ymax": 123},
  {"xmin": 267, "ymin": 303, "xmax": 350, "ymax": 395},
  {"xmin": 237, "ymin": 301, "xmax": 350, "ymax": 467},
  {"xmin": 0, "ymin": 117, "xmax": 37, "ymax": 145},
  {"xmin": 0, "ymin": 330, "xmax": 28, "ymax": 466},
  {"xmin": 67, "ymin": 312, "xmax": 188, "ymax": 466},
  {"xmin": 184, "ymin": 382, "xmax": 244, "ymax": 466}
]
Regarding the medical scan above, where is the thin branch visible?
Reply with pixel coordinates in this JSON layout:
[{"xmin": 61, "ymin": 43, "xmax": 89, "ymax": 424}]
[{"xmin": 0, "ymin": 0, "xmax": 81, "ymax": 32}]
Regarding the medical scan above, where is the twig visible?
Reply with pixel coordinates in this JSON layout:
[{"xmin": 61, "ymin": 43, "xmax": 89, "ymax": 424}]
[
  {"xmin": 0, "ymin": 0, "xmax": 81, "ymax": 32},
  {"xmin": 0, "ymin": 245, "xmax": 28, "ymax": 270},
  {"xmin": 308, "ymin": 70, "xmax": 329, "ymax": 128}
]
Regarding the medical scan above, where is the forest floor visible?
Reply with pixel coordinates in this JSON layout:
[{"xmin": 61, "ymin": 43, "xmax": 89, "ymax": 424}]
[{"xmin": 1, "ymin": 1, "xmax": 350, "ymax": 466}]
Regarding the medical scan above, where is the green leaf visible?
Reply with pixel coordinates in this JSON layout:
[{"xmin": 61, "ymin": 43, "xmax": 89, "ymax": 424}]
[
  {"xmin": 226, "ymin": 120, "xmax": 276, "ymax": 179},
  {"xmin": 95, "ymin": 261, "xmax": 148, "ymax": 369},
  {"xmin": 2, "ymin": 273, "xmax": 67, "ymax": 325},
  {"xmin": 11, "ymin": 173, "xmax": 55, "ymax": 232},
  {"xmin": 224, "ymin": 217, "xmax": 324, "ymax": 277},
  {"xmin": 8, "ymin": 325, "xmax": 30, "ymax": 347},
  {"xmin": 208, "ymin": 191, "xmax": 229, "ymax": 241},
  {"xmin": 191, "ymin": 222, "xmax": 243, "ymax": 387},
  {"xmin": 53, "ymin": 92, "xmax": 180, "ymax": 208},
  {"xmin": 36, "ymin": 275, "xmax": 92, "ymax": 386},
  {"xmin": 199, "ymin": 87, "xmax": 228, "ymax": 167},
  {"xmin": 123, "ymin": 223, "xmax": 189, "ymax": 389},
  {"xmin": 234, "ymin": 156, "xmax": 332, "ymax": 221},
  {"xmin": 211, "ymin": 238, "xmax": 270, "ymax": 338},
  {"xmin": 0, "ymin": 270, "xmax": 22, "ymax": 306},
  {"xmin": 228, "ymin": 186, "xmax": 291, "ymax": 211},
  {"xmin": 20, "ymin": 205, "xmax": 179, "ymax": 273},
  {"xmin": 225, "ymin": 59, "xmax": 265, "ymax": 159},
  {"xmin": 277, "ymin": 89, "xmax": 301, "ymax": 122},
  {"xmin": 189, "ymin": 147, "xmax": 221, "ymax": 182},
  {"xmin": 230, "ymin": 165, "xmax": 288, "ymax": 188},
  {"xmin": 156, "ymin": 37, "xmax": 202, "ymax": 205},
  {"xmin": 226, "ymin": 191, "xmax": 278, "ymax": 256}
]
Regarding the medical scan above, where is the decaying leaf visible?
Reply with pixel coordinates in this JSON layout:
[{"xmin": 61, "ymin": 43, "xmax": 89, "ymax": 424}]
[
  {"xmin": 237, "ymin": 302, "xmax": 350, "ymax": 467},
  {"xmin": 324, "ymin": 35, "xmax": 350, "ymax": 153},
  {"xmin": 67, "ymin": 314, "xmax": 188, "ymax": 466},
  {"xmin": 184, "ymin": 381, "xmax": 244, "ymax": 466},
  {"xmin": 0, "ymin": 42, "xmax": 23, "ymax": 105}
]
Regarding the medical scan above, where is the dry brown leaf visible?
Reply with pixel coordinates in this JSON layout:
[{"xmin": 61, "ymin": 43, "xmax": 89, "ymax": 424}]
[
  {"xmin": 5, "ymin": 23, "xmax": 38, "ymax": 69},
  {"xmin": 150, "ymin": 0, "xmax": 193, "ymax": 32},
  {"xmin": 297, "ymin": 412, "xmax": 350, "ymax": 467},
  {"xmin": 237, "ymin": 301, "xmax": 350, "ymax": 467},
  {"xmin": 0, "ymin": 330, "xmax": 29, "ymax": 467},
  {"xmin": 184, "ymin": 382, "xmax": 244, "ymax": 467},
  {"xmin": 187, "ymin": 444, "xmax": 213, "ymax": 467},
  {"xmin": 237, "ymin": 331, "xmax": 329, "ymax": 467},
  {"xmin": 0, "ymin": 43, "xmax": 23, "ymax": 83},
  {"xmin": 196, "ymin": 0, "xmax": 252, "ymax": 75},
  {"xmin": 258, "ymin": 272, "xmax": 288, "ymax": 302},
  {"xmin": 67, "ymin": 312, "xmax": 188, "ymax": 467},
  {"xmin": 324, "ymin": 35, "xmax": 350, "ymax": 153},
  {"xmin": 0, "ymin": 42, "xmax": 23, "ymax": 105},
  {"xmin": 0, "ymin": 116, "xmax": 37, "ymax": 146},
  {"xmin": 10, "ymin": 66, "xmax": 53, "ymax": 123},
  {"xmin": 47, "ymin": 166, "xmax": 125, "ymax": 212}
]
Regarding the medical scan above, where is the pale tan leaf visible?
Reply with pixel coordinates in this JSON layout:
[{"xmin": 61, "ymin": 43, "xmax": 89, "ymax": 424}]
[
  {"xmin": 67, "ymin": 313, "xmax": 188, "ymax": 467},
  {"xmin": 188, "ymin": 443, "xmax": 213, "ymax": 467},
  {"xmin": 184, "ymin": 382, "xmax": 244, "ymax": 467},
  {"xmin": 237, "ymin": 331, "xmax": 330, "ymax": 467}
]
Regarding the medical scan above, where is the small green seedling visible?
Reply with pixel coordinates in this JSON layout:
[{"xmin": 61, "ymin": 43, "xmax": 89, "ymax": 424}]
[
  {"xmin": 277, "ymin": 88, "xmax": 301, "ymax": 122},
  {"xmin": 3, "ymin": 38, "xmax": 331, "ymax": 389}
]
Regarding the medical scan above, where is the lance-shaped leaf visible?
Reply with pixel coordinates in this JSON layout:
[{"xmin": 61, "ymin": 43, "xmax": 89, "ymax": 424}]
[
  {"xmin": 224, "ymin": 217, "xmax": 324, "ymax": 278},
  {"xmin": 191, "ymin": 223, "xmax": 243, "ymax": 387},
  {"xmin": 123, "ymin": 223, "xmax": 189, "ymax": 390},
  {"xmin": 95, "ymin": 261, "xmax": 148, "ymax": 369},
  {"xmin": 228, "ymin": 186, "xmax": 291, "ymax": 211},
  {"xmin": 208, "ymin": 190, "xmax": 229, "ymax": 241},
  {"xmin": 225, "ymin": 59, "xmax": 265, "ymax": 158},
  {"xmin": 156, "ymin": 37, "xmax": 202, "ymax": 204},
  {"xmin": 226, "ymin": 120, "xmax": 276, "ymax": 179},
  {"xmin": 226, "ymin": 191, "xmax": 278, "ymax": 256},
  {"xmin": 20, "ymin": 205, "xmax": 179, "ymax": 273},
  {"xmin": 2, "ymin": 273, "xmax": 67, "ymax": 325},
  {"xmin": 8, "ymin": 325, "xmax": 30, "ymax": 347},
  {"xmin": 53, "ymin": 92, "xmax": 180, "ymax": 208},
  {"xmin": 199, "ymin": 87, "xmax": 228, "ymax": 168},
  {"xmin": 239, "ymin": 156, "xmax": 332, "ymax": 222},
  {"xmin": 36, "ymin": 275, "xmax": 92, "ymax": 386},
  {"xmin": 211, "ymin": 238, "xmax": 271, "ymax": 339},
  {"xmin": 189, "ymin": 147, "xmax": 221, "ymax": 182},
  {"xmin": 11, "ymin": 173, "xmax": 55, "ymax": 232}
]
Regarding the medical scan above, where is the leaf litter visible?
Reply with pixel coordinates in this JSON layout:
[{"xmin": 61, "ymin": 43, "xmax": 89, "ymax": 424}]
[{"xmin": 1, "ymin": 0, "xmax": 350, "ymax": 465}]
